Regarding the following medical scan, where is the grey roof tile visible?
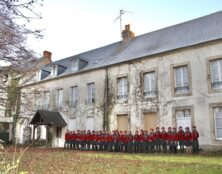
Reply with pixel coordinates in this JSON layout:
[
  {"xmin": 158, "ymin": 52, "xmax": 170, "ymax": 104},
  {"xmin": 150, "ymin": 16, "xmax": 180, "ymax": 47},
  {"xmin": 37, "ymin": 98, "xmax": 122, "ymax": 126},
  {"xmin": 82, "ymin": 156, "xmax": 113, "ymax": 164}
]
[{"xmin": 42, "ymin": 11, "xmax": 222, "ymax": 77}]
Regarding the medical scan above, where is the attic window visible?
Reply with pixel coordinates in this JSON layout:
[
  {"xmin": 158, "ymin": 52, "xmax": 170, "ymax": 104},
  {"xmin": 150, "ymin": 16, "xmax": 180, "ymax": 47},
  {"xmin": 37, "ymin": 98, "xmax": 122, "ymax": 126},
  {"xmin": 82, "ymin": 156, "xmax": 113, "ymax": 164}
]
[
  {"xmin": 72, "ymin": 59, "xmax": 79, "ymax": 72},
  {"xmin": 51, "ymin": 65, "xmax": 57, "ymax": 76}
]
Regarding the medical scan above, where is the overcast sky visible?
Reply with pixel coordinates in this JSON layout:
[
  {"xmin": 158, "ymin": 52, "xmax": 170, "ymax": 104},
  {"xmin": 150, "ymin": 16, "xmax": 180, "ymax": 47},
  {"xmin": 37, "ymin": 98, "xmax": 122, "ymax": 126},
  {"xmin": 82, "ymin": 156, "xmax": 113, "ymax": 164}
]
[{"xmin": 27, "ymin": 0, "xmax": 222, "ymax": 61}]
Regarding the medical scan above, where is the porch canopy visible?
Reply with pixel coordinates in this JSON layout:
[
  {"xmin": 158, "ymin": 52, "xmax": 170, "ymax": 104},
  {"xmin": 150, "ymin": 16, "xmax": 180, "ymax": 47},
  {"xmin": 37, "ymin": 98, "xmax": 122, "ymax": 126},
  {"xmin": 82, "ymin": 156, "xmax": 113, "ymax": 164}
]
[
  {"xmin": 30, "ymin": 110, "xmax": 67, "ymax": 126},
  {"xmin": 30, "ymin": 110, "xmax": 67, "ymax": 145}
]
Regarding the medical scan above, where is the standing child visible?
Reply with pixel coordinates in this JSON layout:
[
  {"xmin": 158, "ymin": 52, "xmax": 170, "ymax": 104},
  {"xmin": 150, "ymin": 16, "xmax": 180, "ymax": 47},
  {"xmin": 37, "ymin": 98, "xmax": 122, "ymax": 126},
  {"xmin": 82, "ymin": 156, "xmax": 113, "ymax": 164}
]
[
  {"xmin": 191, "ymin": 126, "xmax": 199, "ymax": 154},
  {"xmin": 184, "ymin": 127, "xmax": 192, "ymax": 154},
  {"xmin": 177, "ymin": 126, "xmax": 185, "ymax": 153}
]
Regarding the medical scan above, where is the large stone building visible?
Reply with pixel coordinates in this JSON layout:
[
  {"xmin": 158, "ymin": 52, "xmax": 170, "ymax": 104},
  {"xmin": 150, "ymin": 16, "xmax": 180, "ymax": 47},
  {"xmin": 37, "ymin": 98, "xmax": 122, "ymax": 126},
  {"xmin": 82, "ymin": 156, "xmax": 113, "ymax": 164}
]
[
  {"xmin": 19, "ymin": 11, "xmax": 222, "ymax": 147},
  {"xmin": 0, "ymin": 52, "xmax": 51, "ymax": 142}
]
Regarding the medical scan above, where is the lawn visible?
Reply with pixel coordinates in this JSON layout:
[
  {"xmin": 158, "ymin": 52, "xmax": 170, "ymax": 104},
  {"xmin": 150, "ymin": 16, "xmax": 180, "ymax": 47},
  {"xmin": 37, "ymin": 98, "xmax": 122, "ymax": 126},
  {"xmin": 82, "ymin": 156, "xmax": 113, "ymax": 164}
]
[{"xmin": 2, "ymin": 147, "xmax": 222, "ymax": 174}]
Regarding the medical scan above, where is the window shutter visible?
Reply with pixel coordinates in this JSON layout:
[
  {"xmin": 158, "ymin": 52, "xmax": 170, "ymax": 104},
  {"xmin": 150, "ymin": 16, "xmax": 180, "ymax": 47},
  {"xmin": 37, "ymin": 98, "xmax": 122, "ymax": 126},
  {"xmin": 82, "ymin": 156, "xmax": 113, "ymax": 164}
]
[
  {"xmin": 175, "ymin": 68, "xmax": 182, "ymax": 87},
  {"xmin": 182, "ymin": 66, "xmax": 189, "ymax": 87},
  {"xmin": 123, "ymin": 78, "xmax": 128, "ymax": 96},
  {"xmin": 143, "ymin": 74, "xmax": 149, "ymax": 92},
  {"xmin": 87, "ymin": 84, "xmax": 91, "ymax": 102},
  {"xmin": 215, "ymin": 107, "xmax": 222, "ymax": 139},
  {"xmin": 151, "ymin": 72, "xmax": 156, "ymax": 92},
  {"xmin": 92, "ymin": 83, "xmax": 95, "ymax": 99},
  {"xmin": 219, "ymin": 60, "xmax": 222, "ymax": 81},
  {"xmin": 211, "ymin": 61, "xmax": 219, "ymax": 82}
]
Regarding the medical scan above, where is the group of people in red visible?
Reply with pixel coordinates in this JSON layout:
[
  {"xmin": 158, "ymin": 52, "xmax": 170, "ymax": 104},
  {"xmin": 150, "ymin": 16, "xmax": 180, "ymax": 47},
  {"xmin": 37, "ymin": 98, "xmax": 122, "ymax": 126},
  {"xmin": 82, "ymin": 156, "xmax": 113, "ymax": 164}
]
[{"xmin": 64, "ymin": 126, "xmax": 199, "ymax": 154}]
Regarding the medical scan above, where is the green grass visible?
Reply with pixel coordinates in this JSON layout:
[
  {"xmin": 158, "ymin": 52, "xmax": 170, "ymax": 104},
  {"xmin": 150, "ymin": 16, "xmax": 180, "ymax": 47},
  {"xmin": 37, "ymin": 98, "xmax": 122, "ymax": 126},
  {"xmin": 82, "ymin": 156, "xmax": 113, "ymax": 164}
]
[{"xmin": 3, "ymin": 148, "xmax": 222, "ymax": 174}]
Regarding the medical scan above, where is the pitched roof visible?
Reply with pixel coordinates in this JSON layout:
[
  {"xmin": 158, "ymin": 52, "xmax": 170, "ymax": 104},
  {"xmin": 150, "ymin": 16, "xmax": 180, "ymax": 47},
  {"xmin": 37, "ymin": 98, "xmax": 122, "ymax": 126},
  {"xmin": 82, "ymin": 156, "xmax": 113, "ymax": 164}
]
[
  {"xmin": 30, "ymin": 110, "xmax": 67, "ymax": 127},
  {"xmin": 42, "ymin": 11, "xmax": 222, "ymax": 79}
]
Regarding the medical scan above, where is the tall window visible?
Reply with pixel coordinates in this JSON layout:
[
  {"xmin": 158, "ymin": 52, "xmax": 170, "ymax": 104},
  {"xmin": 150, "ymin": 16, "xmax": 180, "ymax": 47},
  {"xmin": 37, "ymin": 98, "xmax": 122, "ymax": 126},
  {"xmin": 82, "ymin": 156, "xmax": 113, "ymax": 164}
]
[
  {"xmin": 117, "ymin": 77, "xmax": 128, "ymax": 100},
  {"xmin": 210, "ymin": 59, "xmax": 222, "ymax": 89},
  {"xmin": 87, "ymin": 83, "xmax": 95, "ymax": 105},
  {"xmin": 143, "ymin": 72, "xmax": 156, "ymax": 98},
  {"xmin": 174, "ymin": 65, "xmax": 189, "ymax": 94},
  {"xmin": 57, "ymin": 89, "xmax": 63, "ymax": 108},
  {"xmin": 70, "ymin": 86, "xmax": 78, "ymax": 107},
  {"xmin": 45, "ymin": 91, "xmax": 50, "ymax": 109},
  {"xmin": 214, "ymin": 107, "xmax": 222, "ymax": 140}
]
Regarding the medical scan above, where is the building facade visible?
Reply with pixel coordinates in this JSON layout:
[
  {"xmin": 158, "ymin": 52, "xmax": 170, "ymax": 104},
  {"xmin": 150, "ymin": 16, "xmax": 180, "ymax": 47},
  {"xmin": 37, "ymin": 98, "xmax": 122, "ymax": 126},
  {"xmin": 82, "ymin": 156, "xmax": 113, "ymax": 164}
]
[{"xmin": 19, "ymin": 11, "xmax": 222, "ymax": 147}]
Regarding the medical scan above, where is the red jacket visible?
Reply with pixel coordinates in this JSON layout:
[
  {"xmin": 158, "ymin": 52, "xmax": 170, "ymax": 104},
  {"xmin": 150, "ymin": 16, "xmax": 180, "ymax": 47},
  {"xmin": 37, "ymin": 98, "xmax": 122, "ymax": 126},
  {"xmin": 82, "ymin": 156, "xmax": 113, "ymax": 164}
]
[
  {"xmin": 128, "ymin": 134, "xmax": 134, "ymax": 142},
  {"xmin": 108, "ymin": 135, "xmax": 113, "ymax": 142},
  {"xmin": 148, "ymin": 133, "xmax": 156, "ymax": 142},
  {"xmin": 134, "ymin": 134, "xmax": 140, "ymax": 142},
  {"xmin": 171, "ymin": 132, "xmax": 178, "ymax": 142},
  {"xmin": 184, "ymin": 132, "xmax": 192, "ymax": 141},
  {"xmin": 177, "ymin": 130, "xmax": 185, "ymax": 141},
  {"xmin": 191, "ymin": 131, "xmax": 199, "ymax": 141},
  {"xmin": 161, "ymin": 132, "xmax": 168, "ymax": 141},
  {"xmin": 155, "ymin": 131, "xmax": 161, "ymax": 139},
  {"xmin": 139, "ymin": 134, "xmax": 144, "ymax": 142}
]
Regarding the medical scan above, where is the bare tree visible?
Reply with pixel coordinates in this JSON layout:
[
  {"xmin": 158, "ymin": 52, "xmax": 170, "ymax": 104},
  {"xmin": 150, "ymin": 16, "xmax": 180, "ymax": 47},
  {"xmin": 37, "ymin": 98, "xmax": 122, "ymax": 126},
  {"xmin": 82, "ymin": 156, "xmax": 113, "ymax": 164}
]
[
  {"xmin": 0, "ymin": 0, "xmax": 44, "ymax": 144},
  {"xmin": 0, "ymin": 0, "xmax": 43, "ymax": 65}
]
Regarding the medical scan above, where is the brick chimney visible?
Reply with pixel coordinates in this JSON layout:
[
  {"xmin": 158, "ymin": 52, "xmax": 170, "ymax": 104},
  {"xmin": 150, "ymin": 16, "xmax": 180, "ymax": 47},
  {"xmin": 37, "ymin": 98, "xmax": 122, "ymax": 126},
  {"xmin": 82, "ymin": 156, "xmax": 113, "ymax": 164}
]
[
  {"xmin": 122, "ymin": 24, "xmax": 135, "ymax": 42},
  {"xmin": 43, "ymin": 50, "xmax": 52, "ymax": 61}
]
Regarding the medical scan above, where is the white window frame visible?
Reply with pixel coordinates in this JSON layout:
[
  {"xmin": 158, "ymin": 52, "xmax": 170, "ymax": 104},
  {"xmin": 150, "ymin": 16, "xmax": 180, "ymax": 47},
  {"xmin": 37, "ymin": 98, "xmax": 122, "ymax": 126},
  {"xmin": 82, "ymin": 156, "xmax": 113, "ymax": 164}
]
[
  {"xmin": 51, "ymin": 65, "xmax": 57, "ymax": 76},
  {"xmin": 87, "ymin": 83, "xmax": 95, "ymax": 105},
  {"xmin": 71, "ymin": 59, "xmax": 79, "ymax": 72},
  {"xmin": 174, "ymin": 65, "xmax": 189, "ymax": 94},
  {"xmin": 57, "ymin": 89, "xmax": 63, "ymax": 108},
  {"xmin": 70, "ymin": 86, "xmax": 78, "ymax": 107},
  {"xmin": 213, "ymin": 107, "xmax": 222, "ymax": 140},
  {"xmin": 210, "ymin": 59, "xmax": 222, "ymax": 90},
  {"xmin": 143, "ymin": 71, "xmax": 156, "ymax": 98},
  {"xmin": 117, "ymin": 77, "xmax": 128, "ymax": 101}
]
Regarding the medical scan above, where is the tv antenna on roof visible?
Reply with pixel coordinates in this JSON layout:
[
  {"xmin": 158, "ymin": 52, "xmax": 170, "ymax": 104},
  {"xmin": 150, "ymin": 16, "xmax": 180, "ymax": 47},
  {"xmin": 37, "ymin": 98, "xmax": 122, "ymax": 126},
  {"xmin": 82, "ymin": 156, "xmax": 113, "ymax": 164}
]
[{"xmin": 114, "ymin": 9, "xmax": 133, "ymax": 38}]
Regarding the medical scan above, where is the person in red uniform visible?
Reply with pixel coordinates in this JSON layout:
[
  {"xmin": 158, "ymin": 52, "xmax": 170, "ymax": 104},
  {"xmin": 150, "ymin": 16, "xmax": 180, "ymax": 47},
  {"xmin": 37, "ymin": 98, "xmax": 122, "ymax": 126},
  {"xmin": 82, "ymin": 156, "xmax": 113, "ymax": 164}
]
[
  {"xmin": 139, "ymin": 130, "xmax": 144, "ymax": 153},
  {"xmin": 148, "ymin": 129, "xmax": 156, "ymax": 153},
  {"xmin": 127, "ymin": 131, "xmax": 134, "ymax": 153},
  {"xmin": 177, "ymin": 126, "xmax": 185, "ymax": 153},
  {"xmin": 102, "ymin": 131, "xmax": 107, "ymax": 151},
  {"xmin": 184, "ymin": 127, "xmax": 192, "ymax": 154},
  {"xmin": 191, "ymin": 126, "xmax": 199, "ymax": 154},
  {"xmin": 76, "ymin": 130, "xmax": 80, "ymax": 150},
  {"xmin": 91, "ymin": 131, "xmax": 96, "ymax": 151},
  {"xmin": 86, "ymin": 130, "xmax": 91, "ymax": 150},
  {"xmin": 143, "ymin": 130, "xmax": 149, "ymax": 153},
  {"xmin": 113, "ymin": 130, "xmax": 118, "ymax": 152},
  {"xmin": 70, "ymin": 131, "xmax": 77, "ymax": 150},
  {"xmin": 155, "ymin": 127, "xmax": 161, "ymax": 152},
  {"xmin": 108, "ymin": 131, "xmax": 114, "ymax": 152},
  {"xmin": 133, "ymin": 130, "xmax": 140, "ymax": 153},
  {"xmin": 171, "ymin": 128, "xmax": 178, "ymax": 154},
  {"xmin": 64, "ymin": 129, "xmax": 70, "ymax": 149},
  {"xmin": 167, "ymin": 127, "xmax": 173, "ymax": 153},
  {"xmin": 160, "ymin": 127, "xmax": 168, "ymax": 153}
]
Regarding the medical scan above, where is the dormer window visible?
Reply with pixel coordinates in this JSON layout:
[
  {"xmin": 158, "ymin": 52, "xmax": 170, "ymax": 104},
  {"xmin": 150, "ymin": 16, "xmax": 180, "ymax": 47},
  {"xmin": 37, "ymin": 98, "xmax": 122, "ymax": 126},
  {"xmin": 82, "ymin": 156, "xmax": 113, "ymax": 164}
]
[
  {"xmin": 39, "ymin": 69, "xmax": 50, "ymax": 80},
  {"xmin": 70, "ymin": 58, "xmax": 88, "ymax": 73},
  {"xmin": 72, "ymin": 59, "xmax": 79, "ymax": 72},
  {"xmin": 51, "ymin": 65, "xmax": 57, "ymax": 76}
]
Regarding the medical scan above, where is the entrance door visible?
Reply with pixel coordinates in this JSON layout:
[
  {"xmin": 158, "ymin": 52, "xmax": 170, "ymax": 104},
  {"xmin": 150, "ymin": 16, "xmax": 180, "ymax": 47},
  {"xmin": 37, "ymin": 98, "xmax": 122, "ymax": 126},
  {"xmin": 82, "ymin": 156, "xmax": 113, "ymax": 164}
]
[
  {"xmin": 117, "ymin": 115, "xmax": 128, "ymax": 131},
  {"xmin": 176, "ymin": 109, "xmax": 192, "ymax": 130},
  {"xmin": 144, "ymin": 113, "xmax": 157, "ymax": 131}
]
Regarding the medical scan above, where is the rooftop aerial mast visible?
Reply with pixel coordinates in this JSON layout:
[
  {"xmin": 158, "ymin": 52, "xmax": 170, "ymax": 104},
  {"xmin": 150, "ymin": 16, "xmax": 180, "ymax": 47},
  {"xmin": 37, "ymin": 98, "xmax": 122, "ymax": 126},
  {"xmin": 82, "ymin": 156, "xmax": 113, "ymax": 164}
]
[{"xmin": 114, "ymin": 9, "xmax": 133, "ymax": 38}]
